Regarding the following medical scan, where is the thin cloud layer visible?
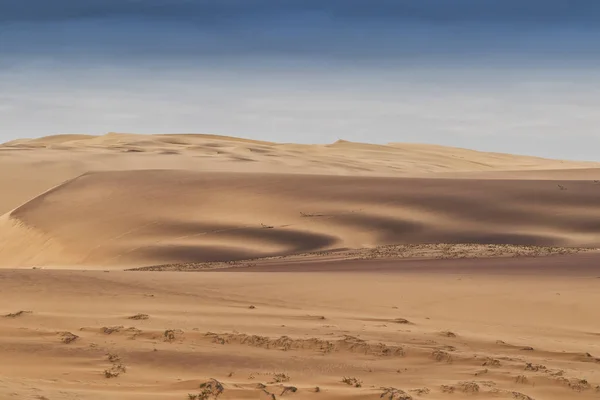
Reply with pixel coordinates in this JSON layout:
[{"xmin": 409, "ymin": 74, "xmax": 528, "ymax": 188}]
[{"xmin": 2, "ymin": 0, "xmax": 600, "ymax": 24}]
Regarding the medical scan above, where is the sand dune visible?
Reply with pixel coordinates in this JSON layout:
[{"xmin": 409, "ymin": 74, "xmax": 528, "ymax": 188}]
[
  {"xmin": 1, "ymin": 264, "xmax": 599, "ymax": 399},
  {"xmin": 2, "ymin": 169, "xmax": 600, "ymax": 269},
  {"xmin": 2, "ymin": 132, "xmax": 599, "ymax": 214},
  {"xmin": 2, "ymin": 133, "xmax": 600, "ymax": 399}
]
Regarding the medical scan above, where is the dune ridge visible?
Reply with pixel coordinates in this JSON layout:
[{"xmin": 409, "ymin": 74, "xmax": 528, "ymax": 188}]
[
  {"xmin": 3, "ymin": 132, "xmax": 600, "ymax": 215},
  {"xmin": 3, "ymin": 132, "xmax": 599, "ymax": 178},
  {"xmin": 2, "ymin": 168, "xmax": 600, "ymax": 269}
]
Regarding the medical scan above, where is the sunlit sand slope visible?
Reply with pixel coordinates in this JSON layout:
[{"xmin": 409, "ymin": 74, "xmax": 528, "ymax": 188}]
[{"xmin": 2, "ymin": 170, "xmax": 600, "ymax": 269}]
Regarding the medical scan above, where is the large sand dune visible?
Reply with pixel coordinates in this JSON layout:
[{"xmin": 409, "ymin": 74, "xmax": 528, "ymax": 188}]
[
  {"xmin": 2, "ymin": 169, "xmax": 600, "ymax": 269},
  {"xmin": 2, "ymin": 133, "xmax": 600, "ymax": 269},
  {"xmin": 1, "ymin": 133, "xmax": 600, "ymax": 399}
]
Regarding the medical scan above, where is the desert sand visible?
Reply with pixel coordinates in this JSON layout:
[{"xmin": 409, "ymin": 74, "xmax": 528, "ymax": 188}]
[{"xmin": 1, "ymin": 133, "xmax": 599, "ymax": 399}]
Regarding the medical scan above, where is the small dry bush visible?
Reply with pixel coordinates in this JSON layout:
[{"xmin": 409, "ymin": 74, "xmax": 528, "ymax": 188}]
[
  {"xmin": 440, "ymin": 385, "xmax": 455, "ymax": 394},
  {"xmin": 4, "ymin": 310, "xmax": 32, "ymax": 318},
  {"xmin": 409, "ymin": 387, "xmax": 430, "ymax": 396},
  {"xmin": 60, "ymin": 332, "xmax": 79, "ymax": 344},
  {"xmin": 281, "ymin": 386, "xmax": 298, "ymax": 395},
  {"xmin": 195, "ymin": 379, "xmax": 224, "ymax": 399},
  {"xmin": 104, "ymin": 362, "xmax": 126, "ymax": 378},
  {"xmin": 515, "ymin": 375, "xmax": 529, "ymax": 384},
  {"xmin": 271, "ymin": 373, "xmax": 291, "ymax": 383},
  {"xmin": 431, "ymin": 350, "xmax": 453, "ymax": 363},
  {"xmin": 128, "ymin": 313, "xmax": 149, "ymax": 320},
  {"xmin": 511, "ymin": 391, "xmax": 535, "ymax": 400},
  {"xmin": 104, "ymin": 353, "xmax": 126, "ymax": 378},
  {"xmin": 380, "ymin": 387, "xmax": 413, "ymax": 399},
  {"xmin": 102, "ymin": 326, "xmax": 123, "ymax": 334},
  {"xmin": 439, "ymin": 330, "xmax": 457, "ymax": 338},
  {"xmin": 525, "ymin": 363, "xmax": 546, "ymax": 372},
  {"xmin": 342, "ymin": 377, "xmax": 362, "ymax": 387},
  {"xmin": 482, "ymin": 357, "xmax": 501, "ymax": 367},
  {"xmin": 458, "ymin": 381, "xmax": 480, "ymax": 393},
  {"xmin": 164, "ymin": 329, "xmax": 183, "ymax": 342}
]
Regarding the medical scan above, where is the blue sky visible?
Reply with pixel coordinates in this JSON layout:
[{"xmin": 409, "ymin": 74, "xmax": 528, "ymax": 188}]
[{"xmin": 1, "ymin": 0, "xmax": 599, "ymax": 160}]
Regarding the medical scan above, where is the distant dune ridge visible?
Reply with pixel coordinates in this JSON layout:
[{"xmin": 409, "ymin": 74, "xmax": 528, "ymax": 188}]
[{"xmin": 1, "ymin": 132, "xmax": 600, "ymax": 269}]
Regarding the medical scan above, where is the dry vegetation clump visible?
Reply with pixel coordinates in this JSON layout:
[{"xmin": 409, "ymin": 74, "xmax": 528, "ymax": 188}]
[
  {"xmin": 60, "ymin": 332, "xmax": 79, "ymax": 344},
  {"xmin": 380, "ymin": 387, "xmax": 413, "ymax": 399},
  {"xmin": 128, "ymin": 313, "xmax": 149, "ymax": 320},
  {"xmin": 101, "ymin": 326, "xmax": 123, "ymax": 334},
  {"xmin": 280, "ymin": 386, "xmax": 298, "ymax": 395},
  {"xmin": 558, "ymin": 377, "xmax": 591, "ymax": 392},
  {"xmin": 439, "ymin": 330, "xmax": 457, "ymax": 338},
  {"xmin": 107, "ymin": 353, "xmax": 121, "ymax": 363},
  {"xmin": 342, "ymin": 377, "xmax": 362, "ymax": 387},
  {"xmin": 458, "ymin": 381, "xmax": 480, "ymax": 393},
  {"xmin": 164, "ymin": 329, "xmax": 183, "ymax": 342},
  {"xmin": 409, "ymin": 387, "xmax": 430, "ymax": 396},
  {"xmin": 270, "ymin": 373, "xmax": 291, "ymax": 383},
  {"xmin": 431, "ymin": 350, "xmax": 453, "ymax": 363},
  {"xmin": 103, "ymin": 353, "xmax": 126, "ymax": 378},
  {"xmin": 355, "ymin": 243, "xmax": 590, "ymax": 261},
  {"xmin": 4, "ymin": 310, "xmax": 32, "ymax": 318},
  {"xmin": 340, "ymin": 335, "xmax": 405, "ymax": 357},
  {"xmin": 104, "ymin": 369, "xmax": 121, "ymax": 378},
  {"xmin": 300, "ymin": 211, "xmax": 326, "ymax": 218},
  {"xmin": 203, "ymin": 332, "xmax": 402, "ymax": 356},
  {"xmin": 188, "ymin": 379, "xmax": 225, "ymax": 399},
  {"xmin": 206, "ymin": 332, "xmax": 228, "ymax": 345},
  {"xmin": 511, "ymin": 391, "xmax": 535, "ymax": 400},
  {"xmin": 515, "ymin": 375, "xmax": 529, "ymax": 384},
  {"xmin": 482, "ymin": 357, "xmax": 501, "ymax": 367},
  {"xmin": 440, "ymin": 385, "xmax": 455, "ymax": 394},
  {"xmin": 524, "ymin": 363, "xmax": 546, "ymax": 372}
]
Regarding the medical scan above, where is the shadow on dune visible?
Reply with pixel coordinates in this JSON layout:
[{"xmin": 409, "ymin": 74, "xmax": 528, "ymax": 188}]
[
  {"xmin": 104, "ymin": 221, "xmax": 340, "ymax": 264},
  {"xmin": 333, "ymin": 213, "xmax": 426, "ymax": 242},
  {"xmin": 133, "ymin": 220, "xmax": 338, "ymax": 253},
  {"xmin": 128, "ymin": 244, "xmax": 260, "ymax": 264},
  {"xmin": 3, "ymin": 169, "xmax": 600, "ymax": 268}
]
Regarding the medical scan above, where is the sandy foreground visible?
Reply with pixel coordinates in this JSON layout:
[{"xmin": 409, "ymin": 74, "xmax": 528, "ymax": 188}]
[{"xmin": 1, "ymin": 133, "xmax": 600, "ymax": 399}]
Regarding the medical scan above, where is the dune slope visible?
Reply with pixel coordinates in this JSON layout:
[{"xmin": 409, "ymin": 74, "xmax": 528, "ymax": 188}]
[
  {"xmin": 2, "ymin": 169, "xmax": 600, "ymax": 269},
  {"xmin": 3, "ymin": 132, "xmax": 600, "ymax": 214}
]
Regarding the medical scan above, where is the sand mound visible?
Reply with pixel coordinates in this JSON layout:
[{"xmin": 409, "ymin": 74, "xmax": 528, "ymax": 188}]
[{"xmin": 2, "ymin": 169, "xmax": 600, "ymax": 269}]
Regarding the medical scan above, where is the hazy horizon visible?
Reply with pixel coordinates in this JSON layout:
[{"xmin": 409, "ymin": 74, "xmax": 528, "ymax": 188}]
[{"xmin": 2, "ymin": 0, "xmax": 600, "ymax": 161}]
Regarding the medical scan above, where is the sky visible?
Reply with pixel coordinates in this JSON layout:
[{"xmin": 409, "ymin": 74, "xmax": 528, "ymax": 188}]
[{"xmin": 1, "ymin": 0, "xmax": 600, "ymax": 160}]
